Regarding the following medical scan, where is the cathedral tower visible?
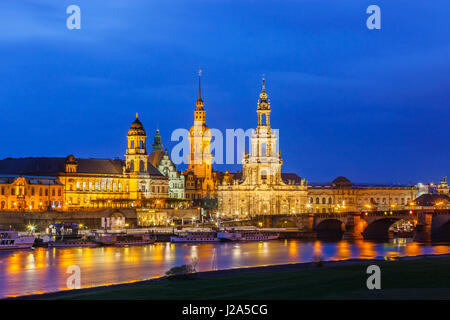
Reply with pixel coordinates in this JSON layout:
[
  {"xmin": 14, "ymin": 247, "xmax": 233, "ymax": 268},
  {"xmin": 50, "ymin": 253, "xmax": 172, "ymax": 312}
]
[{"xmin": 243, "ymin": 76, "xmax": 283, "ymax": 186}]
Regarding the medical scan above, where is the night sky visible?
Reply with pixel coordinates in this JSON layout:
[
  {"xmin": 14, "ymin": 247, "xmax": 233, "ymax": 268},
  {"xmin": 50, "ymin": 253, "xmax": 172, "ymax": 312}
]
[{"xmin": 0, "ymin": 1, "xmax": 448, "ymax": 184}]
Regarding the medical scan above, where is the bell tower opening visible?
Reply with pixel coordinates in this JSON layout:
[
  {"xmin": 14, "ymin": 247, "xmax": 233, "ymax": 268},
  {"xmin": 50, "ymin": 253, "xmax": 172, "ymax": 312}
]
[{"xmin": 126, "ymin": 113, "xmax": 148, "ymax": 173}]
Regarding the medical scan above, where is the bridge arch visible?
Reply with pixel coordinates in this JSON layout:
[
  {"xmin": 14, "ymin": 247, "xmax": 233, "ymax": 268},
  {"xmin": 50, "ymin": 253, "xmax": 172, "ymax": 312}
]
[
  {"xmin": 433, "ymin": 220, "xmax": 450, "ymax": 242},
  {"xmin": 315, "ymin": 219, "xmax": 345, "ymax": 241},
  {"xmin": 362, "ymin": 218, "xmax": 414, "ymax": 241}
]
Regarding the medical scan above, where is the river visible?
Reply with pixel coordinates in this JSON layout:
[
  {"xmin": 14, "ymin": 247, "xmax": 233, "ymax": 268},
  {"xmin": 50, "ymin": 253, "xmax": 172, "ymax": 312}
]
[{"xmin": 1, "ymin": 239, "xmax": 450, "ymax": 298}]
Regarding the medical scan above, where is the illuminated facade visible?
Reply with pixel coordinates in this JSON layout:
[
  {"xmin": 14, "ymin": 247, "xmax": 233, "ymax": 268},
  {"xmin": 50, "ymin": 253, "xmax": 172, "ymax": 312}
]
[
  {"xmin": 218, "ymin": 78, "xmax": 309, "ymax": 217},
  {"xmin": 184, "ymin": 70, "xmax": 217, "ymax": 201},
  {"xmin": 218, "ymin": 78, "xmax": 419, "ymax": 217},
  {"xmin": 0, "ymin": 115, "xmax": 169, "ymax": 211},
  {"xmin": 149, "ymin": 129, "xmax": 185, "ymax": 199},
  {"xmin": 307, "ymin": 176, "xmax": 417, "ymax": 213},
  {"xmin": 0, "ymin": 176, "xmax": 64, "ymax": 211}
]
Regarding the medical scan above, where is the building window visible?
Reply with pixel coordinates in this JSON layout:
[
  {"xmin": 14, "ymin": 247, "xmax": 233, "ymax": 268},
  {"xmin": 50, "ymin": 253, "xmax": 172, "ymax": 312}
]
[
  {"xmin": 322, "ymin": 197, "xmax": 326, "ymax": 204},
  {"xmin": 31, "ymin": 187, "xmax": 35, "ymax": 196},
  {"xmin": 328, "ymin": 197, "xmax": 332, "ymax": 204},
  {"xmin": 45, "ymin": 189, "xmax": 48, "ymax": 196},
  {"xmin": 52, "ymin": 189, "xmax": 55, "ymax": 196},
  {"xmin": 58, "ymin": 189, "xmax": 61, "ymax": 196},
  {"xmin": 316, "ymin": 197, "xmax": 319, "ymax": 204}
]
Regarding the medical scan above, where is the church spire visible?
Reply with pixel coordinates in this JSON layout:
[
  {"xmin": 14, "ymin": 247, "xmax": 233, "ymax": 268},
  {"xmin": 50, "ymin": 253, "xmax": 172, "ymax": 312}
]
[
  {"xmin": 259, "ymin": 75, "xmax": 268, "ymax": 102},
  {"xmin": 195, "ymin": 69, "xmax": 204, "ymax": 109},
  {"xmin": 152, "ymin": 128, "xmax": 162, "ymax": 151}
]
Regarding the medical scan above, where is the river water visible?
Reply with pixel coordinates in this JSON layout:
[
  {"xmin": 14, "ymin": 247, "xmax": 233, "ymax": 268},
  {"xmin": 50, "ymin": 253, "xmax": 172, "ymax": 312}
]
[{"xmin": 1, "ymin": 239, "xmax": 450, "ymax": 298}]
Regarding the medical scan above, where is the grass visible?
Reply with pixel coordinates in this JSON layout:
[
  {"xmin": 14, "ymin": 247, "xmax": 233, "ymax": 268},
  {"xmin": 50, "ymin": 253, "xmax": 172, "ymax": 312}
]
[{"xmin": 42, "ymin": 257, "xmax": 450, "ymax": 300}]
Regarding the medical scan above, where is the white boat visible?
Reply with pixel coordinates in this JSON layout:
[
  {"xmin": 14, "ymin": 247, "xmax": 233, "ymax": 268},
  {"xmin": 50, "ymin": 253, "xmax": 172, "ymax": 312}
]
[
  {"xmin": 0, "ymin": 230, "xmax": 35, "ymax": 250},
  {"xmin": 115, "ymin": 233, "xmax": 156, "ymax": 246},
  {"xmin": 171, "ymin": 231, "xmax": 219, "ymax": 243},
  {"xmin": 217, "ymin": 229, "xmax": 279, "ymax": 242}
]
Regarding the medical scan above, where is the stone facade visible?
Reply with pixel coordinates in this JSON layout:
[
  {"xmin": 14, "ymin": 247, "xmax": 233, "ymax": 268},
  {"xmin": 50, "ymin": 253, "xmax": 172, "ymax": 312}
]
[
  {"xmin": 0, "ymin": 115, "xmax": 169, "ymax": 211},
  {"xmin": 307, "ymin": 176, "xmax": 417, "ymax": 214},
  {"xmin": 218, "ymin": 78, "xmax": 309, "ymax": 218},
  {"xmin": 218, "ymin": 78, "xmax": 419, "ymax": 217},
  {"xmin": 149, "ymin": 129, "xmax": 185, "ymax": 199},
  {"xmin": 0, "ymin": 176, "xmax": 64, "ymax": 211},
  {"xmin": 184, "ymin": 70, "xmax": 218, "ymax": 201}
]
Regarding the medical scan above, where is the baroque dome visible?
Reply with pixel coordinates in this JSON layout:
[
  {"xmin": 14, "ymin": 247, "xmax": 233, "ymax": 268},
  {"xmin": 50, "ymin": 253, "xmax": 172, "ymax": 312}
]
[{"xmin": 128, "ymin": 113, "xmax": 146, "ymax": 136}]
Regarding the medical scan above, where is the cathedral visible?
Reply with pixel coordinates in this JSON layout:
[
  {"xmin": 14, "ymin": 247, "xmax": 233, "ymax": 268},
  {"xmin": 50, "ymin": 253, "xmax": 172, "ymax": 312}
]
[
  {"xmin": 217, "ymin": 78, "xmax": 419, "ymax": 217},
  {"xmin": 218, "ymin": 78, "xmax": 309, "ymax": 217}
]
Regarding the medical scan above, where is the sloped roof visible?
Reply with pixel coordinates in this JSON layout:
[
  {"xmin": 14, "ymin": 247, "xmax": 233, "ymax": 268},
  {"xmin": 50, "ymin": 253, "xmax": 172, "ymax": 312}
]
[
  {"xmin": 149, "ymin": 150, "xmax": 165, "ymax": 167},
  {"xmin": 0, "ymin": 157, "xmax": 163, "ymax": 177}
]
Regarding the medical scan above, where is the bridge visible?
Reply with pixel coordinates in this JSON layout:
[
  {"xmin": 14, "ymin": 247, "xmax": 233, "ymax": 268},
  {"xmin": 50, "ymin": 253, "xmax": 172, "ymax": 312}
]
[{"xmin": 254, "ymin": 208, "xmax": 450, "ymax": 242}]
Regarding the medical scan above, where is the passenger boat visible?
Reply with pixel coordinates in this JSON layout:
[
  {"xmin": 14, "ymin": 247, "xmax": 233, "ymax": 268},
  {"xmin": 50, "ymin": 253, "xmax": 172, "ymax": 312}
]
[
  {"xmin": 217, "ymin": 229, "xmax": 279, "ymax": 242},
  {"xmin": 46, "ymin": 236, "xmax": 100, "ymax": 248},
  {"xmin": 93, "ymin": 233, "xmax": 118, "ymax": 245},
  {"xmin": 115, "ymin": 233, "xmax": 156, "ymax": 246},
  {"xmin": 0, "ymin": 230, "xmax": 35, "ymax": 250},
  {"xmin": 170, "ymin": 231, "xmax": 219, "ymax": 243}
]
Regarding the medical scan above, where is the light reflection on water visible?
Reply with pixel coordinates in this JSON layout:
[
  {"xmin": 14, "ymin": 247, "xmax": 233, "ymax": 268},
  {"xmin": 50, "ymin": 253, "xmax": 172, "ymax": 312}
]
[{"xmin": 0, "ymin": 239, "xmax": 449, "ymax": 298}]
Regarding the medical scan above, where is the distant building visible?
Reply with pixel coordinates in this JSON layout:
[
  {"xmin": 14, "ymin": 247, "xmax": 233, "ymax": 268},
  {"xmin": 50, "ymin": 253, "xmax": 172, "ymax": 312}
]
[
  {"xmin": 0, "ymin": 175, "xmax": 63, "ymax": 211},
  {"xmin": 149, "ymin": 129, "xmax": 185, "ymax": 200},
  {"xmin": 0, "ymin": 115, "xmax": 168, "ymax": 211},
  {"xmin": 308, "ymin": 176, "xmax": 417, "ymax": 213}
]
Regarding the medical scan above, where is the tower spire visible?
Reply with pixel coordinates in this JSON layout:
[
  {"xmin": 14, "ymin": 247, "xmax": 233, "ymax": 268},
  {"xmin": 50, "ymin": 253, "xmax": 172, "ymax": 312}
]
[
  {"xmin": 258, "ymin": 75, "xmax": 269, "ymax": 105},
  {"xmin": 195, "ymin": 69, "xmax": 204, "ymax": 109},
  {"xmin": 198, "ymin": 69, "xmax": 202, "ymax": 100}
]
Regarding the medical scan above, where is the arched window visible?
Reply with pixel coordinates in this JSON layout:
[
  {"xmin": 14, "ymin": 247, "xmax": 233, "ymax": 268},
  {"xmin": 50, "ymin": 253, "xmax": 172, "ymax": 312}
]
[
  {"xmin": 316, "ymin": 197, "xmax": 319, "ymax": 204},
  {"xmin": 328, "ymin": 197, "xmax": 332, "ymax": 204},
  {"xmin": 262, "ymin": 114, "xmax": 266, "ymax": 125},
  {"xmin": 140, "ymin": 160, "xmax": 145, "ymax": 172},
  {"xmin": 130, "ymin": 161, "xmax": 134, "ymax": 171},
  {"xmin": 322, "ymin": 197, "xmax": 326, "ymax": 204}
]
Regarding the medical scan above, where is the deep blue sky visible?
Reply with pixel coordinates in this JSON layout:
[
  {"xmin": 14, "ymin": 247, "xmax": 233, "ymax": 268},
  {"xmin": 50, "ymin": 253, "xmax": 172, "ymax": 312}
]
[{"xmin": 0, "ymin": 0, "xmax": 448, "ymax": 184}]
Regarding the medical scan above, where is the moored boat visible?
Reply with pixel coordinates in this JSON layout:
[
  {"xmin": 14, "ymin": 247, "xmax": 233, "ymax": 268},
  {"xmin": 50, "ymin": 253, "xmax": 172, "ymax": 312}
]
[
  {"xmin": 217, "ymin": 229, "xmax": 279, "ymax": 242},
  {"xmin": 0, "ymin": 230, "xmax": 35, "ymax": 250},
  {"xmin": 171, "ymin": 231, "xmax": 219, "ymax": 243},
  {"xmin": 115, "ymin": 233, "xmax": 156, "ymax": 246}
]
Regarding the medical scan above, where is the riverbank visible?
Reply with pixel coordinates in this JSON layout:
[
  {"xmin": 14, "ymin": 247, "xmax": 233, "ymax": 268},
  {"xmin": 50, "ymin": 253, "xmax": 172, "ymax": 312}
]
[{"xmin": 16, "ymin": 253, "xmax": 450, "ymax": 300}]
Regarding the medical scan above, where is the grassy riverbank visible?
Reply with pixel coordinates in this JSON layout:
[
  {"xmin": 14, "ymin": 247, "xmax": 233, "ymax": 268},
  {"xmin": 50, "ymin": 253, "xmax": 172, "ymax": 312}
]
[{"xmin": 24, "ymin": 255, "xmax": 450, "ymax": 300}]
